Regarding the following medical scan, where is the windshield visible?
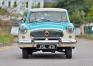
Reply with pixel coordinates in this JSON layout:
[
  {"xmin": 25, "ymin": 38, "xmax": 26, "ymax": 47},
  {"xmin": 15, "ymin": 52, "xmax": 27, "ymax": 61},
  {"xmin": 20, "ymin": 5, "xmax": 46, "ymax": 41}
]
[{"xmin": 30, "ymin": 11, "xmax": 68, "ymax": 22}]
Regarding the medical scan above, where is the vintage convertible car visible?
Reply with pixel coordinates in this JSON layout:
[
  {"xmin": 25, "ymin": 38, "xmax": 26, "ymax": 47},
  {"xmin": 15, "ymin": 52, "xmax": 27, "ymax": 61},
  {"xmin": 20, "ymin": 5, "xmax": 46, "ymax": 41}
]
[{"xmin": 17, "ymin": 8, "xmax": 77, "ymax": 59}]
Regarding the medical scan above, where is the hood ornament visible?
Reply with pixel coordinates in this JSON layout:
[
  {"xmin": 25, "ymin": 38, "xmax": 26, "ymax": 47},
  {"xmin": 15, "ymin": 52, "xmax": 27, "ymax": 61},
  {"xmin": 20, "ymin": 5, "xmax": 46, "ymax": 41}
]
[{"xmin": 44, "ymin": 30, "xmax": 49, "ymax": 37}]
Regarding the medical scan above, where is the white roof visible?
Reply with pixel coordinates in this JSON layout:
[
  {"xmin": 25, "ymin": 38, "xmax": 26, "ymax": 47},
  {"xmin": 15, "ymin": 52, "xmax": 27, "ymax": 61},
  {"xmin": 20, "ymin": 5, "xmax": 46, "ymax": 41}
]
[{"xmin": 29, "ymin": 8, "xmax": 67, "ymax": 12}]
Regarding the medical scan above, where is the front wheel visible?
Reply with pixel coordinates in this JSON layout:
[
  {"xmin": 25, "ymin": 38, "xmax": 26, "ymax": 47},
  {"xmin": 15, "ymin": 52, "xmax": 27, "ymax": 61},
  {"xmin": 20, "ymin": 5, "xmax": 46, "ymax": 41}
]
[
  {"xmin": 65, "ymin": 48, "xmax": 72, "ymax": 59},
  {"xmin": 22, "ymin": 48, "xmax": 29, "ymax": 58}
]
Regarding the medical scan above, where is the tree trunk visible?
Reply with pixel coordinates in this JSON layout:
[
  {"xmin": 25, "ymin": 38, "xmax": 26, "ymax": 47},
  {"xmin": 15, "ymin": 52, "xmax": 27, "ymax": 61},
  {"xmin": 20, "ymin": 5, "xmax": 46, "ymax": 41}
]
[{"xmin": 80, "ymin": 24, "xmax": 85, "ymax": 35}]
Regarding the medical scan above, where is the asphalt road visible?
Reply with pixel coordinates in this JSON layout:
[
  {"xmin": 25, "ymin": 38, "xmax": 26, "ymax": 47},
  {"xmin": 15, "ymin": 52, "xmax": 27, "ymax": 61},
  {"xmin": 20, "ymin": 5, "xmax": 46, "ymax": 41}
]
[{"xmin": 0, "ymin": 39, "xmax": 93, "ymax": 66}]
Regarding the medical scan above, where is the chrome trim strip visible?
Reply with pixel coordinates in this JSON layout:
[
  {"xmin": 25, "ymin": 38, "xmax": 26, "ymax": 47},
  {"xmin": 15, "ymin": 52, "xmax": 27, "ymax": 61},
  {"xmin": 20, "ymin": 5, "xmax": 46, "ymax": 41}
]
[
  {"xmin": 34, "ymin": 40, "xmax": 59, "ymax": 43},
  {"xmin": 57, "ymin": 44, "xmax": 76, "ymax": 47}
]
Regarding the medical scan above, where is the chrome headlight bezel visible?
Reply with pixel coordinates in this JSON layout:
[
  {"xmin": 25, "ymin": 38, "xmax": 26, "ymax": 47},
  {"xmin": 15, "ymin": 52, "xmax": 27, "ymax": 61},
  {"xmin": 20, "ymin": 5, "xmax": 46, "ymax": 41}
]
[
  {"xmin": 19, "ymin": 26, "xmax": 27, "ymax": 34},
  {"xmin": 67, "ymin": 26, "xmax": 74, "ymax": 33}
]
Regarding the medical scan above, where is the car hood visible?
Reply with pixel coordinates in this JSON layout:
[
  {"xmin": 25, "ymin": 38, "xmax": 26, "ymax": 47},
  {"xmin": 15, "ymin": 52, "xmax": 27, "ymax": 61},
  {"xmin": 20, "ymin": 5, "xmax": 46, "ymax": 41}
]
[{"xmin": 21, "ymin": 21, "xmax": 70, "ymax": 31}]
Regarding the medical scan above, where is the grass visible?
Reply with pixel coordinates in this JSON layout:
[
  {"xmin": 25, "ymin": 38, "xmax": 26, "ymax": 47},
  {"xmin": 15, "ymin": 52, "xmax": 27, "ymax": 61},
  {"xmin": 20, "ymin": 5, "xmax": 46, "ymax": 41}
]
[
  {"xmin": 0, "ymin": 33, "xmax": 14, "ymax": 46},
  {"xmin": 76, "ymin": 34, "xmax": 93, "ymax": 40},
  {"xmin": 0, "ymin": 8, "xmax": 15, "ymax": 46},
  {"xmin": 0, "ymin": 20, "xmax": 14, "ymax": 46},
  {"xmin": 0, "ymin": 7, "xmax": 10, "ymax": 15}
]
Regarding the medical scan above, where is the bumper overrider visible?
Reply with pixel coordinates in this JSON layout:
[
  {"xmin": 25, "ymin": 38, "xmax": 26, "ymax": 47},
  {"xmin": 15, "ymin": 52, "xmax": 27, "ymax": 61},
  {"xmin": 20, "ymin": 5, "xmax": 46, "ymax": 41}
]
[{"xmin": 17, "ymin": 39, "xmax": 77, "ymax": 48}]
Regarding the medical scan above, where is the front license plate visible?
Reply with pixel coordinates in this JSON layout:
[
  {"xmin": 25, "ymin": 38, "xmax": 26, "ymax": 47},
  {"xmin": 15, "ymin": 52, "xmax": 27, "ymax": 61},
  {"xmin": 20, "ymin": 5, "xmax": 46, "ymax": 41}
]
[{"xmin": 37, "ymin": 45, "xmax": 56, "ymax": 49}]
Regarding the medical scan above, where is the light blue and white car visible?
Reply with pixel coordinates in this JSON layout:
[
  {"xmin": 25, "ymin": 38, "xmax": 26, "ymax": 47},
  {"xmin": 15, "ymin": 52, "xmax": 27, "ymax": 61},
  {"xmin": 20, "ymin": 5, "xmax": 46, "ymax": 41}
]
[{"xmin": 18, "ymin": 8, "xmax": 77, "ymax": 59}]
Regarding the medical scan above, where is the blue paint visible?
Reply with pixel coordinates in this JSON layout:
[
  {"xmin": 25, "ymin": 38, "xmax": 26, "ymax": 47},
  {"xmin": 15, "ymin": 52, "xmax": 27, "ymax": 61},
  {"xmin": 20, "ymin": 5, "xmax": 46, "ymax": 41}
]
[
  {"xmin": 21, "ymin": 21, "xmax": 74, "ymax": 31},
  {"xmin": 20, "ymin": 10, "xmax": 74, "ymax": 31}
]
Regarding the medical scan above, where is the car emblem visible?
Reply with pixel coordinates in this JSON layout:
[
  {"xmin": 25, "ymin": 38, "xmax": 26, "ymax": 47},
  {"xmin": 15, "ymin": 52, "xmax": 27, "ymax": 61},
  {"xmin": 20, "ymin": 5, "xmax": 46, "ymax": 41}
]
[{"xmin": 44, "ymin": 30, "xmax": 49, "ymax": 37}]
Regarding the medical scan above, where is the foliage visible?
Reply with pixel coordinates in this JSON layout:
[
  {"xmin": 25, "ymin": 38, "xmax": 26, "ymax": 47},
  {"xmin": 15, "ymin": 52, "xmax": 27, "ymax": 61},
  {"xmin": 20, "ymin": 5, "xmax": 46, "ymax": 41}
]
[
  {"xmin": 0, "ymin": 33, "xmax": 14, "ymax": 45},
  {"xmin": 0, "ymin": 20, "xmax": 14, "ymax": 45},
  {"xmin": 70, "ymin": 10, "xmax": 86, "ymax": 25},
  {"xmin": 44, "ymin": 3, "xmax": 56, "ymax": 8},
  {"xmin": 55, "ymin": 0, "xmax": 93, "ymax": 25},
  {"xmin": 0, "ymin": 8, "xmax": 10, "ymax": 15},
  {"xmin": 56, "ymin": 0, "xmax": 88, "ymax": 13},
  {"xmin": 85, "ymin": 0, "xmax": 93, "ymax": 22}
]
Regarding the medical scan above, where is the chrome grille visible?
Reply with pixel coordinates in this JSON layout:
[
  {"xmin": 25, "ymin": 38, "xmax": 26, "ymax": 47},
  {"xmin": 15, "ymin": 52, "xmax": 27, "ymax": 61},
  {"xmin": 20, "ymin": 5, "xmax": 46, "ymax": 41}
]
[{"xmin": 30, "ymin": 30, "xmax": 63, "ymax": 37}]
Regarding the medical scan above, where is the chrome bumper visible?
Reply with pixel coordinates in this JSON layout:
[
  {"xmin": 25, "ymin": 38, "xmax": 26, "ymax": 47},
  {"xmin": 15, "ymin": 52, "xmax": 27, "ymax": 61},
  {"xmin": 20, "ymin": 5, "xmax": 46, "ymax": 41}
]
[
  {"xmin": 17, "ymin": 39, "xmax": 77, "ymax": 48},
  {"xmin": 18, "ymin": 39, "xmax": 77, "ymax": 44}
]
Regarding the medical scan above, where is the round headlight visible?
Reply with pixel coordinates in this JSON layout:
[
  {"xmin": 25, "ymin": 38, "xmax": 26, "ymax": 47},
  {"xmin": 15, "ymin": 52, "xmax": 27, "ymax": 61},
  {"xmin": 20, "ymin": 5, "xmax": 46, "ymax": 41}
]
[
  {"xmin": 67, "ymin": 26, "xmax": 74, "ymax": 33},
  {"xmin": 19, "ymin": 26, "xmax": 27, "ymax": 34}
]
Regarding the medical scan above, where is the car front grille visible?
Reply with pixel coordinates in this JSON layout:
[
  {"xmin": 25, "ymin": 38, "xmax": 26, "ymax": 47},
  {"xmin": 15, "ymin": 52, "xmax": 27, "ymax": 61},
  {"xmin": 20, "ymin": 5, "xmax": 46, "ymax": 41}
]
[{"xmin": 30, "ymin": 30, "xmax": 64, "ymax": 37}]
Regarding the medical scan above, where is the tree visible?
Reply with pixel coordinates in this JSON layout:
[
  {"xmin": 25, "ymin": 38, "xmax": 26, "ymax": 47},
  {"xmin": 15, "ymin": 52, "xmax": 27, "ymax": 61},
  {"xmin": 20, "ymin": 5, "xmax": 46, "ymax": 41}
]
[
  {"xmin": 85, "ymin": 0, "xmax": 93, "ymax": 23},
  {"xmin": 55, "ymin": 0, "xmax": 90, "ymax": 35},
  {"xmin": 56, "ymin": 0, "xmax": 89, "ymax": 24},
  {"xmin": 85, "ymin": 6, "xmax": 93, "ymax": 22}
]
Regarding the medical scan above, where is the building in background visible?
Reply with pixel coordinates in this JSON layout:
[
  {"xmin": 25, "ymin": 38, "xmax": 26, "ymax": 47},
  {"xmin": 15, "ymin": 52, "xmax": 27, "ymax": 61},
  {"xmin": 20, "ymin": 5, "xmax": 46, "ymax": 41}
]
[
  {"xmin": 44, "ymin": 0, "xmax": 57, "ymax": 3},
  {"xmin": 44, "ymin": 0, "xmax": 57, "ymax": 7},
  {"xmin": 0, "ymin": 0, "xmax": 58, "ymax": 14},
  {"xmin": 0, "ymin": 0, "xmax": 44, "ymax": 14},
  {"xmin": 0, "ymin": 0, "xmax": 44, "ymax": 8},
  {"xmin": 0, "ymin": 0, "xmax": 58, "ymax": 9}
]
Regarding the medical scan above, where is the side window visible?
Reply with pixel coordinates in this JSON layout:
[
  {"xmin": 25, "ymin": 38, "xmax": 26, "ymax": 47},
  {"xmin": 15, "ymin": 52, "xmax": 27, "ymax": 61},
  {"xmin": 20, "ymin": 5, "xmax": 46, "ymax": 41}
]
[
  {"xmin": 30, "ymin": 12, "xmax": 36, "ymax": 22},
  {"xmin": 61, "ymin": 12, "xmax": 67, "ymax": 22}
]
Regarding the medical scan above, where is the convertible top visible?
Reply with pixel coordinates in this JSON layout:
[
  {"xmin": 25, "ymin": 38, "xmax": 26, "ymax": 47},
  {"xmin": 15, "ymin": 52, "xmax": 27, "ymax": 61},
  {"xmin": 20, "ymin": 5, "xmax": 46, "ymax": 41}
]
[{"xmin": 29, "ymin": 8, "xmax": 67, "ymax": 12}]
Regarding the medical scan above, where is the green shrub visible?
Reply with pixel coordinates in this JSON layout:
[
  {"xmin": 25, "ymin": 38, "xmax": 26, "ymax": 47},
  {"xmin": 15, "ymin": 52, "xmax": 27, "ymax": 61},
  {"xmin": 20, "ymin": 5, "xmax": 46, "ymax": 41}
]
[
  {"xmin": 0, "ymin": 33, "xmax": 14, "ymax": 46},
  {"xmin": 0, "ymin": 8, "xmax": 10, "ymax": 15}
]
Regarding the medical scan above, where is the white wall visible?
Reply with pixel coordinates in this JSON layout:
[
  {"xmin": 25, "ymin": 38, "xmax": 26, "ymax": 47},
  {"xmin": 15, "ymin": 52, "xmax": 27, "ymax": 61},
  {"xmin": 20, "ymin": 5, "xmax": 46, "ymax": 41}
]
[
  {"xmin": 75, "ymin": 28, "xmax": 81, "ymax": 36},
  {"xmin": 0, "ymin": 0, "xmax": 3, "ymax": 7},
  {"xmin": 0, "ymin": 0, "xmax": 44, "ymax": 8}
]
